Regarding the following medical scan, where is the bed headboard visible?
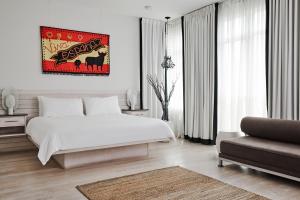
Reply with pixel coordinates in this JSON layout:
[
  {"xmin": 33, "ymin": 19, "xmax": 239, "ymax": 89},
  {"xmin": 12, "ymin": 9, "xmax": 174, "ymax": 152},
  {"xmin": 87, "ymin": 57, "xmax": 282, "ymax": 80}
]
[{"xmin": 0, "ymin": 90, "xmax": 139, "ymax": 120}]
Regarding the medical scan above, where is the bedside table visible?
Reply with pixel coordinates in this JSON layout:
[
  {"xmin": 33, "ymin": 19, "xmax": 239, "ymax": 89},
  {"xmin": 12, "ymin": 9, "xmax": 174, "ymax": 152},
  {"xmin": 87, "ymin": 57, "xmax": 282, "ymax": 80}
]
[
  {"xmin": 0, "ymin": 114, "xmax": 35, "ymax": 152},
  {"xmin": 121, "ymin": 109, "xmax": 149, "ymax": 117}
]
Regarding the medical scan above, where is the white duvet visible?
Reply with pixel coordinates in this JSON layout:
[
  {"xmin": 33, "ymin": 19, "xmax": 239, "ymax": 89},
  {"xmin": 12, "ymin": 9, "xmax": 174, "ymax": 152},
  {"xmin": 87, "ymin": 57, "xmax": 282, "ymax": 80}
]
[{"xmin": 26, "ymin": 114, "xmax": 175, "ymax": 165}]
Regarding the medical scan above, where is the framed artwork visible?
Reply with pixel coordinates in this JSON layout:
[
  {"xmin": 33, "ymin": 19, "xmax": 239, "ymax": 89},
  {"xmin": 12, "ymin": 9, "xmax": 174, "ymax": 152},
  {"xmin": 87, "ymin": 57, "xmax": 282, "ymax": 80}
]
[{"xmin": 40, "ymin": 26, "xmax": 110, "ymax": 76}]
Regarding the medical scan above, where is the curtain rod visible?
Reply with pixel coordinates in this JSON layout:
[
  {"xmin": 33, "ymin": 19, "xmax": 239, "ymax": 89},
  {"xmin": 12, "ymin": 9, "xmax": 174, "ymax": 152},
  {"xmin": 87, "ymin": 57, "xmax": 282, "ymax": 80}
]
[{"xmin": 184, "ymin": 0, "xmax": 224, "ymax": 16}]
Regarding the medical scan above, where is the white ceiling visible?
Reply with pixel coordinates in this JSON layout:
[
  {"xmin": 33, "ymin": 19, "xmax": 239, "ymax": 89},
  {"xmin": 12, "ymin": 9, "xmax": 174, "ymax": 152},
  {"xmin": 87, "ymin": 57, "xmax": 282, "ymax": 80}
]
[{"xmin": 61, "ymin": 0, "xmax": 218, "ymax": 20}]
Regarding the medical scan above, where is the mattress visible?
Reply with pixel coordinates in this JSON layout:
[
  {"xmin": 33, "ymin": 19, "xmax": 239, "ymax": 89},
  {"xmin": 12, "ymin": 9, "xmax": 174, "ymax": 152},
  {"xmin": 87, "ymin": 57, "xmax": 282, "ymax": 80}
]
[{"xmin": 26, "ymin": 114, "xmax": 175, "ymax": 165}]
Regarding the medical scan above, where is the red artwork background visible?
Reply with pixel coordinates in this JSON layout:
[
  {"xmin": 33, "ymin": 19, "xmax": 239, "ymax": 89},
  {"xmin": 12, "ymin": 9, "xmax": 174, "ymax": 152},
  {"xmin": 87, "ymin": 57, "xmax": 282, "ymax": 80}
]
[{"xmin": 41, "ymin": 26, "xmax": 110, "ymax": 75}]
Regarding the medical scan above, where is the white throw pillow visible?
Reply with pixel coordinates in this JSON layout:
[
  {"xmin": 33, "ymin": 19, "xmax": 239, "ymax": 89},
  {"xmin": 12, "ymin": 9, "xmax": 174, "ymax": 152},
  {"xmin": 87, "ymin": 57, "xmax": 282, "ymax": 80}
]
[
  {"xmin": 38, "ymin": 96, "xmax": 84, "ymax": 117},
  {"xmin": 84, "ymin": 96, "xmax": 121, "ymax": 116}
]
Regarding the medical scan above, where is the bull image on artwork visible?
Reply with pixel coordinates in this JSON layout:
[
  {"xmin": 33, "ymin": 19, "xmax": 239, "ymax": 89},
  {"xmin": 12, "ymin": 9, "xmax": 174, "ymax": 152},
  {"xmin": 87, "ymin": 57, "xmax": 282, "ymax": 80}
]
[
  {"xmin": 74, "ymin": 60, "xmax": 81, "ymax": 69},
  {"xmin": 85, "ymin": 52, "xmax": 107, "ymax": 71}
]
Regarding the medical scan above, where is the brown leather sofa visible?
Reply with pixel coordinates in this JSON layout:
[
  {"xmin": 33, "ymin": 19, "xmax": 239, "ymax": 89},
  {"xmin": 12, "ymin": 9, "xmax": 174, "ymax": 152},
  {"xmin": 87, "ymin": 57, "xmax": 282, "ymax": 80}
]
[{"xmin": 218, "ymin": 117, "xmax": 300, "ymax": 181}]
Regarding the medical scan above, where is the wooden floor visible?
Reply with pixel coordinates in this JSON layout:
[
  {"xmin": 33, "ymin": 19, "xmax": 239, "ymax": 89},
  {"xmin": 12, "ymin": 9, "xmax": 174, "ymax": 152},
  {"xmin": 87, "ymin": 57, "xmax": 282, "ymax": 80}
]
[{"xmin": 0, "ymin": 140, "xmax": 299, "ymax": 200}]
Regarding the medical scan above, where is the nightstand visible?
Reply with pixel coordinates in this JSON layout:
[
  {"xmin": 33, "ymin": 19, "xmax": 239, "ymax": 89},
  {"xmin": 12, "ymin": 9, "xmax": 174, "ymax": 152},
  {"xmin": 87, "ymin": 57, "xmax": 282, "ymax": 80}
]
[
  {"xmin": 121, "ymin": 109, "xmax": 149, "ymax": 117},
  {"xmin": 0, "ymin": 114, "xmax": 35, "ymax": 152}
]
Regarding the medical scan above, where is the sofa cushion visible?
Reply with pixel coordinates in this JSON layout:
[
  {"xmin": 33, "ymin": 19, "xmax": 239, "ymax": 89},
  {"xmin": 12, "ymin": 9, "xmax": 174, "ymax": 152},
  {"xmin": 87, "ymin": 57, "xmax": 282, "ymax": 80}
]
[
  {"xmin": 220, "ymin": 136, "xmax": 300, "ymax": 178},
  {"xmin": 241, "ymin": 117, "xmax": 300, "ymax": 144}
]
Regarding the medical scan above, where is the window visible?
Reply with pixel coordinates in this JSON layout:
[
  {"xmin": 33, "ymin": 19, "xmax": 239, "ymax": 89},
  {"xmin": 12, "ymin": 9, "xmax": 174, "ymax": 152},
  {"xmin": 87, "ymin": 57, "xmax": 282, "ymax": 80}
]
[{"xmin": 218, "ymin": 0, "xmax": 267, "ymax": 132}]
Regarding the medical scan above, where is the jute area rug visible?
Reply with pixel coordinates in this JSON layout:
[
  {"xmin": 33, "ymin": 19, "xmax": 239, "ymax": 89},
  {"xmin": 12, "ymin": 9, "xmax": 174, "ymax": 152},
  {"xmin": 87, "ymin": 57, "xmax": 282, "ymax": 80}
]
[{"xmin": 77, "ymin": 166, "xmax": 269, "ymax": 200}]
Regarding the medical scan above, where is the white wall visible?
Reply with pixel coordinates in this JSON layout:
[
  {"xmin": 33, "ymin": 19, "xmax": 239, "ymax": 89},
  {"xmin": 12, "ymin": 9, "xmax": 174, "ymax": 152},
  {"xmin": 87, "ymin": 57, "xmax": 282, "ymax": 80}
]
[{"xmin": 0, "ymin": 0, "xmax": 140, "ymax": 92}]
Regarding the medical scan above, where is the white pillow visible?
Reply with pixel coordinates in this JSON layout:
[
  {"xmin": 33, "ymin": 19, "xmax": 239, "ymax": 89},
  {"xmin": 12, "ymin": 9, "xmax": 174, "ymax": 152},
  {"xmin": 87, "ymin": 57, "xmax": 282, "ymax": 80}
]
[
  {"xmin": 38, "ymin": 96, "xmax": 84, "ymax": 117},
  {"xmin": 84, "ymin": 96, "xmax": 121, "ymax": 116}
]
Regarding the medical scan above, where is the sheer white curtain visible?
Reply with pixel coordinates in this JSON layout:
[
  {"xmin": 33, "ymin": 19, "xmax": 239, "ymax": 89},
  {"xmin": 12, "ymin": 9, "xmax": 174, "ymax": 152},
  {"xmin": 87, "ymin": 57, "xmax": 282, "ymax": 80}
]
[
  {"xmin": 141, "ymin": 18, "xmax": 165, "ymax": 118},
  {"xmin": 184, "ymin": 5, "xmax": 216, "ymax": 142},
  {"xmin": 167, "ymin": 18, "xmax": 184, "ymax": 137},
  {"xmin": 218, "ymin": 0, "xmax": 267, "ymax": 132}
]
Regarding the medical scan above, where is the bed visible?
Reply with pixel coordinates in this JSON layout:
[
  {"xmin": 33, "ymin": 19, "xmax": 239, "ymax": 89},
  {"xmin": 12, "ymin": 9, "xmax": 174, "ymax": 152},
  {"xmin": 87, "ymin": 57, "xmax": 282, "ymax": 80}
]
[{"xmin": 26, "ymin": 114, "xmax": 175, "ymax": 168}]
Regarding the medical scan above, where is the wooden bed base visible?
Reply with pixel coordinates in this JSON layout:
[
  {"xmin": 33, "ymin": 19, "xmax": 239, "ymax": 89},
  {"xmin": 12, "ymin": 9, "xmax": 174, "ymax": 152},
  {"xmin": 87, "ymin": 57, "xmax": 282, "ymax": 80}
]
[
  {"xmin": 28, "ymin": 136, "xmax": 169, "ymax": 169},
  {"xmin": 53, "ymin": 143, "xmax": 149, "ymax": 169}
]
